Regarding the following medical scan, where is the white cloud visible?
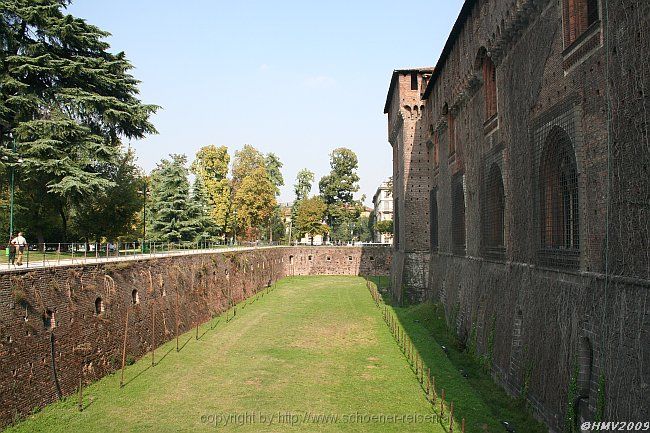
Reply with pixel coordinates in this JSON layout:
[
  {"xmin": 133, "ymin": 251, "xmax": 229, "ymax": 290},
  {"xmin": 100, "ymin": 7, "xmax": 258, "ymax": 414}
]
[
  {"xmin": 302, "ymin": 75, "xmax": 337, "ymax": 88},
  {"xmin": 259, "ymin": 63, "xmax": 270, "ymax": 71}
]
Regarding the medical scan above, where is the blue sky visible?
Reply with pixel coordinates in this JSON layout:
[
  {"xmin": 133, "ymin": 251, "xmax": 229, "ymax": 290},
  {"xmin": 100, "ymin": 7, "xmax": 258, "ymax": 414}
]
[{"xmin": 68, "ymin": 0, "xmax": 463, "ymax": 205}]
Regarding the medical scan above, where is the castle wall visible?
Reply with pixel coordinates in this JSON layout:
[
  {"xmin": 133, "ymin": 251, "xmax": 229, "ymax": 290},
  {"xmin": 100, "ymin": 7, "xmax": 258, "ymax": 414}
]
[{"xmin": 0, "ymin": 246, "xmax": 390, "ymax": 427}]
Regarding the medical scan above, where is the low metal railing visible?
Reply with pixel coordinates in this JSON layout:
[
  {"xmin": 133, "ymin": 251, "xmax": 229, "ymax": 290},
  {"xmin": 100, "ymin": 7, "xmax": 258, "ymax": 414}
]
[{"xmin": 0, "ymin": 241, "xmax": 265, "ymax": 270}]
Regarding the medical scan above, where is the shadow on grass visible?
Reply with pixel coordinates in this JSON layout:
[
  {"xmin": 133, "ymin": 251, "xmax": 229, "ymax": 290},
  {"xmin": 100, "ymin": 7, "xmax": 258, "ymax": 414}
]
[
  {"xmin": 365, "ymin": 276, "xmax": 547, "ymax": 433},
  {"xmin": 156, "ymin": 346, "xmax": 175, "ymax": 365},
  {"xmin": 122, "ymin": 363, "xmax": 152, "ymax": 387}
]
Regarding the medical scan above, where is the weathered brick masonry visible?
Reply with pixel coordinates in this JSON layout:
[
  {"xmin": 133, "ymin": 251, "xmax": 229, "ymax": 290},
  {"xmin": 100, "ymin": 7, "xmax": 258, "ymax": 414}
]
[
  {"xmin": 0, "ymin": 246, "xmax": 390, "ymax": 427},
  {"xmin": 386, "ymin": 0, "xmax": 648, "ymax": 431}
]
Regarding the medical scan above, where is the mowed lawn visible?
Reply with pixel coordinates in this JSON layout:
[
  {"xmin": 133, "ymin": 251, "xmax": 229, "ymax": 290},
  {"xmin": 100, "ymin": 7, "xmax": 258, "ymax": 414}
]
[{"xmin": 7, "ymin": 276, "xmax": 447, "ymax": 433}]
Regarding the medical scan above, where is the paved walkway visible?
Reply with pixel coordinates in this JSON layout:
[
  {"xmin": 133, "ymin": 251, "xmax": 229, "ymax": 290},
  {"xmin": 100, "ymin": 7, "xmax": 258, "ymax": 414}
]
[{"xmin": 0, "ymin": 245, "xmax": 284, "ymax": 273}]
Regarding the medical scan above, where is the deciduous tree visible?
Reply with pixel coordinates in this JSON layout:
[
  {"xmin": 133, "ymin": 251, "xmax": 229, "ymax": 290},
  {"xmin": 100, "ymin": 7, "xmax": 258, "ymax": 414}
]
[
  {"xmin": 232, "ymin": 166, "xmax": 276, "ymax": 240},
  {"xmin": 191, "ymin": 145, "xmax": 231, "ymax": 235},
  {"xmin": 294, "ymin": 169, "xmax": 314, "ymax": 203},
  {"xmin": 294, "ymin": 196, "xmax": 328, "ymax": 245}
]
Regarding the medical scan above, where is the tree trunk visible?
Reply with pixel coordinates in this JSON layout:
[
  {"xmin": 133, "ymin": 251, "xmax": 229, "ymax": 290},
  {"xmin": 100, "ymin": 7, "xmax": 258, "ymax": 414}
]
[{"xmin": 58, "ymin": 207, "xmax": 68, "ymax": 242}]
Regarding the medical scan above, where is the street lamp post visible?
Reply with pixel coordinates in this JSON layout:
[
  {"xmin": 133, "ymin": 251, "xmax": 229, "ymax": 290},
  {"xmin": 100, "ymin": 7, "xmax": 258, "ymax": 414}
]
[
  {"xmin": 8, "ymin": 134, "xmax": 16, "ymax": 242},
  {"xmin": 140, "ymin": 182, "xmax": 149, "ymax": 253}
]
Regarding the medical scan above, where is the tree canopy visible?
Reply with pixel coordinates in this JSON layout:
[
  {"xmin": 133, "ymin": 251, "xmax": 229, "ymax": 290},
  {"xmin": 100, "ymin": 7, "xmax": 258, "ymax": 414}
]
[
  {"xmin": 232, "ymin": 166, "xmax": 277, "ymax": 240},
  {"xmin": 191, "ymin": 145, "xmax": 231, "ymax": 235},
  {"xmin": 0, "ymin": 0, "xmax": 158, "ymax": 242},
  {"xmin": 294, "ymin": 196, "xmax": 328, "ymax": 244},
  {"xmin": 148, "ymin": 155, "xmax": 200, "ymax": 242},
  {"xmin": 294, "ymin": 169, "xmax": 314, "ymax": 203}
]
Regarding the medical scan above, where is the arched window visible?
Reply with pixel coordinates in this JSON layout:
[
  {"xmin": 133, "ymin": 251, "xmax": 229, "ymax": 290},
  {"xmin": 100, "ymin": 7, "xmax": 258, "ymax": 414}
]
[
  {"xmin": 484, "ymin": 164, "xmax": 505, "ymax": 258},
  {"xmin": 430, "ymin": 188, "xmax": 438, "ymax": 251},
  {"xmin": 539, "ymin": 127, "xmax": 579, "ymax": 267},
  {"xmin": 95, "ymin": 297, "xmax": 104, "ymax": 315},
  {"xmin": 563, "ymin": 0, "xmax": 600, "ymax": 46},
  {"xmin": 452, "ymin": 175, "xmax": 466, "ymax": 255},
  {"xmin": 482, "ymin": 57, "xmax": 497, "ymax": 119},
  {"xmin": 131, "ymin": 289, "xmax": 139, "ymax": 305}
]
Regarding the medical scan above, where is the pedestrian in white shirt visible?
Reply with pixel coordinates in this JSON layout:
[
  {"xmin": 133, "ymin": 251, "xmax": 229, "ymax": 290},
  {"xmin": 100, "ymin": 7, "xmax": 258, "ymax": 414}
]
[{"xmin": 11, "ymin": 232, "xmax": 27, "ymax": 266}]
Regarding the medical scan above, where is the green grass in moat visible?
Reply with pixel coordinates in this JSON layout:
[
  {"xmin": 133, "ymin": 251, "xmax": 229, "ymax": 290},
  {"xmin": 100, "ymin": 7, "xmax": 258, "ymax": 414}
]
[{"xmin": 7, "ymin": 276, "xmax": 450, "ymax": 433}]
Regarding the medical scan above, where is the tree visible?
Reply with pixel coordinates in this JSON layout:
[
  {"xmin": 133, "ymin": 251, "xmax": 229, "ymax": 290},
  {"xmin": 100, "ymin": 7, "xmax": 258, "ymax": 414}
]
[
  {"xmin": 232, "ymin": 144, "xmax": 265, "ymax": 190},
  {"xmin": 148, "ymin": 155, "xmax": 199, "ymax": 243},
  {"xmin": 375, "ymin": 219, "xmax": 393, "ymax": 235},
  {"xmin": 232, "ymin": 166, "xmax": 276, "ymax": 241},
  {"xmin": 294, "ymin": 169, "xmax": 314, "ymax": 203},
  {"xmin": 189, "ymin": 176, "xmax": 216, "ymax": 241},
  {"xmin": 264, "ymin": 153, "xmax": 284, "ymax": 196},
  {"xmin": 318, "ymin": 148, "xmax": 361, "ymax": 235},
  {"xmin": 0, "ymin": 1, "xmax": 158, "ymax": 239},
  {"xmin": 294, "ymin": 196, "xmax": 328, "ymax": 245},
  {"xmin": 355, "ymin": 215, "xmax": 372, "ymax": 243},
  {"xmin": 319, "ymin": 148, "xmax": 360, "ymax": 205},
  {"xmin": 72, "ymin": 148, "xmax": 144, "ymax": 242},
  {"xmin": 191, "ymin": 145, "xmax": 231, "ymax": 235}
]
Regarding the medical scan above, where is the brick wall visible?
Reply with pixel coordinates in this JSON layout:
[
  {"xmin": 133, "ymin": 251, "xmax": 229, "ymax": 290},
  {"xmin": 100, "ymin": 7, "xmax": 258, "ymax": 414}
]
[
  {"xmin": 386, "ymin": 0, "xmax": 648, "ymax": 430},
  {"xmin": 0, "ymin": 246, "xmax": 390, "ymax": 427}
]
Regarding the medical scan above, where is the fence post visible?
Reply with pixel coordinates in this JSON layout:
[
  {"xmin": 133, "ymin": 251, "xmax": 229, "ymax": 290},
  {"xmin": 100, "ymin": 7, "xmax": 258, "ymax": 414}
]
[
  {"xmin": 175, "ymin": 291, "xmax": 180, "ymax": 352},
  {"xmin": 78, "ymin": 371, "xmax": 83, "ymax": 411},
  {"xmin": 449, "ymin": 401, "xmax": 454, "ymax": 432},
  {"xmin": 151, "ymin": 301, "xmax": 155, "ymax": 366}
]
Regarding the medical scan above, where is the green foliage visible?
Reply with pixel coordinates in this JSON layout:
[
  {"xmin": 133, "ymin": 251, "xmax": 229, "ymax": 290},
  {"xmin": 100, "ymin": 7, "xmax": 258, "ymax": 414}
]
[
  {"xmin": 191, "ymin": 145, "xmax": 231, "ymax": 235},
  {"xmin": 318, "ymin": 148, "xmax": 362, "ymax": 234},
  {"xmin": 148, "ymin": 155, "xmax": 200, "ymax": 243},
  {"xmin": 294, "ymin": 169, "xmax": 314, "ymax": 203},
  {"xmin": 72, "ymin": 149, "xmax": 144, "ymax": 242},
  {"xmin": 231, "ymin": 144, "xmax": 265, "ymax": 190},
  {"xmin": 355, "ymin": 215, "xmax": 372, "ymax": 242},
  {"xmin": 380, "ymin": 298, "xmax": 548, "ymax": 433},
  {"xmin": 374, "ymin": 219, "xmax": 393, "ymax": 234},
  {"xmin": 294, "ymin": 196, "xmax": 327, "ymax": 242},
  {"xmin": 264, "ymin": 153, "xmax": 284, "ymax": 196},
  {"xmin": 189, "ymin": 177, "xmax": 216, "ymax": 241},
  {"xmin": 319, "ymin": 148, "xmax": 360, "ymax": 205},
  {"xmin": 0, "ymin": 0, "xmax": 157, "ymax": 242},
  {"xmin": 232, "ymin": 166, "xmax": 277, "ymax": 240}
]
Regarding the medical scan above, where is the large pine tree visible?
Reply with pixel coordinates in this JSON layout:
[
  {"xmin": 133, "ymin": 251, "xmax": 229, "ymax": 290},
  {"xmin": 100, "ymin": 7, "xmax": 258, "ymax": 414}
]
[
  {"xmin": 148, "ymin": 155, "xmax": 199, "ymax": 243},
  {"xmin": 0, "ymin": 0, "xmax": 158, "ymax": 240}
]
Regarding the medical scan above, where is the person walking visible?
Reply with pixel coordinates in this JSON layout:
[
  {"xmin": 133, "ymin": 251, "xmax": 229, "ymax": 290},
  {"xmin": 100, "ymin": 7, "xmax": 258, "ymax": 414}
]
[
  {"xmin": 11, "ymin": 232, "xmax": 27, "ymax": 266},
  {"xmin": 8, "ymin": 234, "xmax": 16, "ymax": 266}
]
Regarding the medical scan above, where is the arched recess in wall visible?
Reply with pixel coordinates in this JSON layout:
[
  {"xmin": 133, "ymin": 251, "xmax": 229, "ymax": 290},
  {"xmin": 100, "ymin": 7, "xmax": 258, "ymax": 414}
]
[
  {"xmin": 483, "ymin": 163, "xmax": 505, "ymax": 259},
  {"xmin": 538, "ymin": 126, "xmax": 579, "ymax": 268},
  {"xmin": 451, "ymin": 174, "xmax": 466, "ymax": 255},
  {"xmin": 95, "ymin": 297, "xmax": 104, "ymax": 315},
  {"xmin": 131, "ymin": 289, "xmax": 140, "ymax": 305}
]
